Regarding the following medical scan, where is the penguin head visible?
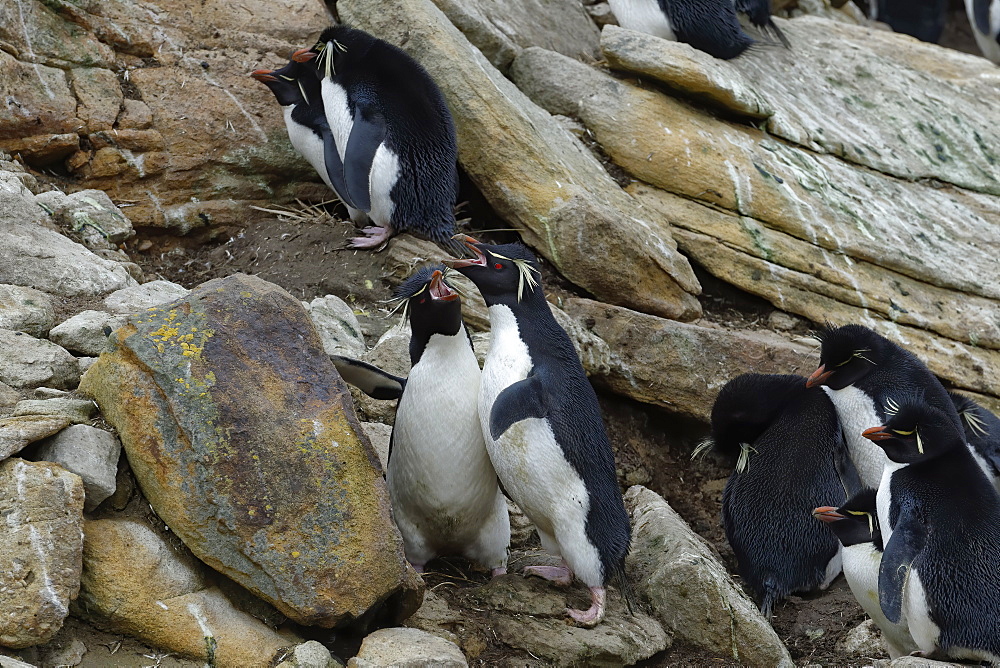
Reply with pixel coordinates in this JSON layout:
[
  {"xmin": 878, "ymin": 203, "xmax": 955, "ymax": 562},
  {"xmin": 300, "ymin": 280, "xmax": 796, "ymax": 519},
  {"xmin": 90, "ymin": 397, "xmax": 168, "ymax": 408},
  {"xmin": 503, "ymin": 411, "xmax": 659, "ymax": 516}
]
[
  {"xmin": 813, "ymin": 488, "xmax": 882, "ymax": 549},
  {"xmin": 251, "ymin": 60, "xmax": 314, "ymax": 107},
  {"xmin": 444, "ymin": 235, "xmax": 544, "ymax": 308},
  {"xmin": 862, "ymin": 398, "xmax": 964, "ymax": 463},
  {"xmin": 393, "ymin": 264, "xmax": 464, "ymax": 337},
  {"xmin": 293, "ymin": 25, "xmax": 376, "ymax": 80},
  {"xmin": 709, "ymin": 373, "xmax": 804, "ymax": 463},
  {"xmin": 806, "ymin": 324, "xmax": 885, "ymax": 390}
]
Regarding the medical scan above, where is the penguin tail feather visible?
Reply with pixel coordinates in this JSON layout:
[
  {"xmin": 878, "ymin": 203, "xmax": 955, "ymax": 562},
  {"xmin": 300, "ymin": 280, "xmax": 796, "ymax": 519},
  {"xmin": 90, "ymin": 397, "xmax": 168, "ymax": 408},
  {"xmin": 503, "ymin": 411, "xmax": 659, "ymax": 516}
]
[
  {"xmin": 612, "ymin": 565, "xmax": 638, "ymax": 616},
  {"xmin": 766, "ymin": 20, "xmax": 792, "ymax": 49},
  {"xmin": 759, "ymin": 592, "xmax": 775, "ymax": 619}
]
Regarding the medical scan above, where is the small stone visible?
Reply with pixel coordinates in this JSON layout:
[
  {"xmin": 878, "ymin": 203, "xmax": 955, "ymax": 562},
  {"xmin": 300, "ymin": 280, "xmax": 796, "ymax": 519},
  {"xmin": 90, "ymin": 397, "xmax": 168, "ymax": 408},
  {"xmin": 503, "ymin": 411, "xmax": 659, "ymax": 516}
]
[
  {"xmin": 768, "ymin": 311, "xmax": 802, "ymax": 332},
  {"xmin": 29, "ymin": 425, "xmax": 121, "ymax": 512},
  {"xmin": 102, "ymin": 280, "xmax": 189, "ymax": 315},
  {"xmin": 0, "ymin": 330, "xmax": 80, "ymax": 390},
  {"xmin": 348, "ymin": 627, "xmax": 467, "ymax": 668},
  {"xmin": 49, "ymin": 311, "xmax": 127, "ymax": 357},
  {"xmin": 277, "ymin": 640, "xmax": 344, "ymax": 668},
  {"xmin": 39, "ymin": 637, "xmax": 87, "ymax": 667},
  {"xmin": 0, "ymin": 415, "xmax": 72, "ymax": 460},
  {"xmin": 360, "ymin": 422, "xmax": 392, "ymax": 471},
  {"xmin": 77, "ymin": 358, "xmax": 98, "ymax": 374},
  {"xmin": 13, "ymin": 398, "xmax": 97, "ymax": 425},
  {"xmin": 0, "ymin": 382, "xmax": 21, "ymax": 407},
  {"xmin": 0, "ymin": 284, "xmax": 55, "ymax": 337},
  {"xmin": 837, "ymin": 619, "xmax": 885, "ymax": 657},
  {"xmin": 33, "ymin": 388, "xmax": 69, "ymax": 399},
  {"xmin": 586, "ymin": 2, "xmax": 617, "ymax": 27},
  {"xmin": 0, "ymin": 656, "xmax": 36, "ymax": 668},
  {"xmin": 306, "ymin": 295, "xmax": 366, "ymax": 358}
]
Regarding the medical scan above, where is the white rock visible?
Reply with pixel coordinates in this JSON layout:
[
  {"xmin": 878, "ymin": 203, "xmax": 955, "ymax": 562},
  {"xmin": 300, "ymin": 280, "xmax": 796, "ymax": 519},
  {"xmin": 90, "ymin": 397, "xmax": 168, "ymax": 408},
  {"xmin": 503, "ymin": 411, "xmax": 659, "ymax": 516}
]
[
  {"xmin": 31, "ymin": 425, "xmax": 121, "ymax": 512},
  {"xmin": 102, "ymin": 280, "xmax": 189, "ymax": 315},
  {"xmin": 0, "ymin": 284, "xmax": 55, "ymax": 337},
  {"xmin": 277, "ymin": 640, "xmax": 342, "ymax": 668},
  {"xmin": 306, "ymin": 295, "xmax": 366, "ymax": 358},
  {"xmin": 48, "ymin": 310, "xmax": 127, "ymax": 356},
  {"xmin": 837, "ymin": 619, "xmax": 885, "ymax": 657},
  {"xmin": 13, "ymin": 398, "xmax": 97, "ymax": 424},
  {"xmin": 347, "ymin": 627, "xmax": 467, "ymax": 668},
  {"xmin": 0, "ymin": 330, "xmax": 80, "ymax": 389}
]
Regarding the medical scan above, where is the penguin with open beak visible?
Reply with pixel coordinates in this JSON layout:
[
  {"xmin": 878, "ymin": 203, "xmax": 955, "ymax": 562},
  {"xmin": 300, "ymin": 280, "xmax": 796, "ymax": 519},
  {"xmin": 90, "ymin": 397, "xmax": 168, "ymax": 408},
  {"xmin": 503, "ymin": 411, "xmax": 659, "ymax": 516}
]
[
  {"xmin": 860, "ymin": 399, "xmax": 1000, "ymax": 663},
  {"xmin": 291, "ymin": 26, "xmax": 460, "ymax": 251},
  {"xmin": 444, "ymin": 235, "xmax": 631, "ymax": 627}
]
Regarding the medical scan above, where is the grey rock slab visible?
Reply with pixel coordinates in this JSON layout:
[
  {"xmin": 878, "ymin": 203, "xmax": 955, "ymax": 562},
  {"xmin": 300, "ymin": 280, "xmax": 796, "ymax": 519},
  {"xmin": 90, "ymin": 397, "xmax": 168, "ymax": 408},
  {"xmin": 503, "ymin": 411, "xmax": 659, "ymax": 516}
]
[
  {"xmin": 0, "ymin": 330, "xmax": 79, "ymax": 390},
  {"xmin": 0, "ymin": 655, "xmax": 36, "ymax": 668},
  {"xmin": 35, "ymin": 189, "xmax": 134, "ymax": 251},
  {"xmin": 0, "ymin": 285, "xmax": 55, "ymax": 338},
  {"xmin": 0, "ymin": 382, "xmax": 21, "ymax": 407},
  {"xmin": 13, "ymin": 399, "xmax": 97, "ymax": 425},
  {"xmin": 0, "ymin": 171, "xmax": 49, "ymax": 228},
  {"xmin": 0, "ymin": 458, "xmax": 85, "ymax": 648},
  {"xmin": 102, "ymin": 280, "xmax": 189, "ymax": 315},
  {"xmin": 306, "ymin": 295, "xmax": 366, "ymax": 358},
  {"xmin": 0, "ymin": 415, "xmax": 72, "ymax": 461},
  {"xmin": 600, "ymin": 25, "xmax": 774, "ymax": 119},
  {"xmin": 30, "ymin": 425, "xmax": 121, "ymax": 512},
  {"xmin": 625, "ymin": 485, "xmax": 792, "ymax": 666},
  {"xmin": 277, "ymin": 640, "xmax": 344, "ymax": 668},
  {"xmin": 348, "ymin": 627, "xmax": 467, "ymax": 668},
  {"xmin": 48, "ymin": 311, "xmax": 126, "ymax": 357},
  {"xmin": 360, "ymin": 422, "xmax": 391, "ymax": 471}
]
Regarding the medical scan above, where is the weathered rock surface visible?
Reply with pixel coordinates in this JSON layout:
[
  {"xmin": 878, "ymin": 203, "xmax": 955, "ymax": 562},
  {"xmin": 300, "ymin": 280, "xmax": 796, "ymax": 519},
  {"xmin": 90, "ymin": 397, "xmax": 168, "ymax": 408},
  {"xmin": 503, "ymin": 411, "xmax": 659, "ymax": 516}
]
[
  {"xmin": 562, "ymin": 298, "xmax": 815, "ymax": 420},
  {"xmin": 75, "ymin": 518, "xmax": 297, "ymax": 666},
  {"xmin": 30, "ymin": 425, "xmax": 121, "ymax": 512},
  {"xmin": 35, "ymin": 189, "xmax": 134, "ymax": 251},
  {"xmin": 837, "ymin": 619, "xmax": 885, "ymax": 657},
  {"xmin": 79, "ymin": 273, "xmax": 422, "ymax": 627},
  {"xmin": 625, "ymin": 485, "xmax": 793, "ymax": 667},
  {"xmin": 0, "ymin": 331, "xmax": 79, "ymax": 390},
  {"xmin": 348, "ymin": 627, "xmax": 467, "ymax": 668},
  {"xmin": 102, "ymin": 280, "xmax": 189, "ymax": 315},
  {"xmin": 48, "ymin": 311, "xmax": 127, "ymax": 357},
  {"xmin": 339, "ymin": 0, "xmax": 702, "ymax": 322},
  {"xmin": 0, "ymin": 459, "xmax": 85, "ymax": 649},
  {"xmin": 306, "ymin": 295, "xmax": 366, "ymax": 358},
  {"xmin": 360, "ymin": 422, "xmax": 392, "ymax": 471},
  {"xmin": 428, "ymin": 0, "xmax": 600, "ymax": 70},
  {"xmin": 0, "ymin": 0, "xmax": 330, "ymax": 232},
  {"xmin": 0, "ymin": 285, "xmax": 55, "ymax": 338},
  {"xmin": 0, "ymin": 416, "xmax": 72, "ymax": 461},
  {"xmin": 13, "ymin": 398, "xmax": 97, "ymax": 425},
  {"xmin": 276, "ymin": 640, "xmax": 343, "ymax": 668}
]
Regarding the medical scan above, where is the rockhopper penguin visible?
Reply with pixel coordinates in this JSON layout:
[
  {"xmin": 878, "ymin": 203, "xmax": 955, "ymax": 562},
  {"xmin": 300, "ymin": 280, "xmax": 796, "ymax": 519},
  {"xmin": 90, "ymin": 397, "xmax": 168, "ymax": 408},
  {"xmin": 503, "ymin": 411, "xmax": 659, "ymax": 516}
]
[
  {"xmin": 445, "ymin": 235, "xmax": 631, "ymax": 627},
  {"xmin": 861, "ymin": 398, "xmax": 1000, "ymax": 663},
  {"xmin": 709, "ymin": 373, "xmax": 852, "ymax": 616},
  {"xmin": 293, "ymin": 26, "xmax": 459, "ymax": 250},
  {"xmin": 332, "ymin": 266, "xmax": 510, "ymax": 574}
]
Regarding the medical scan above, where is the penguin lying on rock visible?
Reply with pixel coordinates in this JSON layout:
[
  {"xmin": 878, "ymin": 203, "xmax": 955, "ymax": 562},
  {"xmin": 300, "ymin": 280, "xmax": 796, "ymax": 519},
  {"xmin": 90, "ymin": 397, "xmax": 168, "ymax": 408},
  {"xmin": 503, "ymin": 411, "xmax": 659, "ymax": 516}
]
[
  {"xmin": 292, "ymin": 26, "xmax": 460, "ymax": 251},
  {"xmin": 332, "ymin": 266, "xmax": 510, "ymax": 575},
  {"xmin": 708, "ymin": 373, "xmax": 853, "ymax": 616},
  {"xmin": 862, "ymin": 398, "xmax": 1000, "ymax": 663},
  {"xmin": 813, "ymin": 490, "xmax": 918, "ymax": 658},
  {"xmin": 445, "ymin": 235, "xmax": 632, "ymax": 627}
]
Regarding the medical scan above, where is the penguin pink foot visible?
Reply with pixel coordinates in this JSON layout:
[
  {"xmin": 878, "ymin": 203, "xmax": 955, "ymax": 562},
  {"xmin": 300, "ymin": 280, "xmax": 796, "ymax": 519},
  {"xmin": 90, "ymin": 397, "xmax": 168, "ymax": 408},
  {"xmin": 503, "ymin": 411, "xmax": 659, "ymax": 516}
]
[
  {"xmin": 523, "ymin": 564, "xmax": 573, "ymax": 586},
  {"xmin": 409, "ymin": 562, "xmax": 426, "ymax": 574},
  {"xmin": 567, "ymin": 586, "xmax": 606, "ymax": 628},
  {"xmin": 491, "ymin": 566, "xmax": 507, "ymax": 577},
  {"xmin": 349, "ymin": 225, "xmax": 393, "ymax": 249}
]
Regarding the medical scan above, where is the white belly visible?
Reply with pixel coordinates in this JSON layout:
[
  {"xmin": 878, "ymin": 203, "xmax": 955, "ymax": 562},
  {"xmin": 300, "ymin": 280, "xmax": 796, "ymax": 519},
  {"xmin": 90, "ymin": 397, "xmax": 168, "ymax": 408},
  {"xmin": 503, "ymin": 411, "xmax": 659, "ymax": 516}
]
[
  {"xmin": 282, "ymin": 106, "xmax": 331, "ymax": 190},
  {"xmin": 388, "ymin": 333, "xmax": 509, "ymax": 567},
  {"xmin": 607, "ymin": 0, "xmax": 677, "ymax": 40},
  {"xmin": 824, "ymin": 385, "xmax": 890, "ymax": 489},
  {"xmin": 481, "ymin": 305, "xmax": 604, "ymax": 586},
  {"xmin": 368, "ymin": 144, "xmax": 399, "ymax": 228},
  {"xmin": 320, "ymin": 79, "xmax": 353, "ymax": 163},
  {"xmin": 903, "ymin": 568, "xmax": 941, "ymax": 656},
  {"xmin": 842, "ymin": 543, "xmax": 917, "ymax": 658}
]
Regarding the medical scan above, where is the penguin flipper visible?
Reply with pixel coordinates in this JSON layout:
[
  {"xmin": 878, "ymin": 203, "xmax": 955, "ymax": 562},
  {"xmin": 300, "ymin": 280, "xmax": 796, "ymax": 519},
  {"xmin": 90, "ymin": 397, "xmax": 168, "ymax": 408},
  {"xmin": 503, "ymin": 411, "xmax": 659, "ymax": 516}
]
[
  {"xmin": 330, "ymin": 354, "xmax": 406, "ymax": 400},
  {"xmin": 972, "ymin": 0, "xmax": 992, "ymax": 36},
  {"xmin": 343, "ymin": 103, "xmax": 387, "ymax": 213},
  {"xmin": 489, "ymin": 373, "xmax": 549, "ymax": 441},
  {"xmin": 878, "ymin": 506, "xmax": 926, "ymax": 624},
  {"xmin": 321, "ymin": 127, "xmax": 358, "ymax": 210}
]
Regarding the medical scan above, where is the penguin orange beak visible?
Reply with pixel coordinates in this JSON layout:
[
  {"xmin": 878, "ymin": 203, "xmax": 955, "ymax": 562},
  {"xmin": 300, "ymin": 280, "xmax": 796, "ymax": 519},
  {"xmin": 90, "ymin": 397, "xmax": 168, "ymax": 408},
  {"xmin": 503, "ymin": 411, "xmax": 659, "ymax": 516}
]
[
  {"xmin": 812, "ymin": 506, "xmax": 845, "ymax": 523},
  {"xmin": 862, "ymin": 426, "xmax": 892, "ymax": 442},
  {"xmin": 443, "ymin": 234, "xmax": 487, "ymax": 269},
  {"xmin": 428, "ymin": 270, "xmax": 459, "ymax": 302},
  {"xmin": 251, "ymin": 69, "xmax": 278, "ymax": 82},
  {"xmin": 292, "ymin": 48, "xmax": 317, "ymax": 63},
  {"xmin": 805, "ymin": 364, "xmax": 833, "ymax": 388}
]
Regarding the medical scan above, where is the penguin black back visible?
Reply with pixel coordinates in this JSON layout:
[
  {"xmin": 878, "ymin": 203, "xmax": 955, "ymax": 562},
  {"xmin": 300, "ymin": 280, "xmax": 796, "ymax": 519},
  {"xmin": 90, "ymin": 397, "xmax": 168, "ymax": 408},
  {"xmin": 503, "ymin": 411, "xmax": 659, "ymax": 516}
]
[
  {"xmin": 876, "ymin": 0, "xmax": 948, "ymax": 43},
  {"xmin": 661, "ymin": 0, "xmax": 756, "ymax": 59},
  {"xmin": 713, "ymin": 373, "xmax": 849, "ymax": 615}
]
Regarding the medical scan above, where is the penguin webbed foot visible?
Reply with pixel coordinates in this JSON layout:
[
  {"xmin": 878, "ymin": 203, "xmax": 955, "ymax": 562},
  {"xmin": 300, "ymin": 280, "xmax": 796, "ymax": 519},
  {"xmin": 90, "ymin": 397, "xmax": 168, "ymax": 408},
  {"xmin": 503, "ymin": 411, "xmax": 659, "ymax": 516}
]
[
  {"xmin": 523, "ymin": 563, "xmax": 574, "ymax": 586},
  {"xmin": 348, "ymin": 225, "xmax": 393, "ymax": 250},
  {"xmin": 566, "ymin": 587, "xmax": 606, "ymax": 628},
  {"xmin": 490, "ymin": 566, "xmax": 507, "ymax": 578}
]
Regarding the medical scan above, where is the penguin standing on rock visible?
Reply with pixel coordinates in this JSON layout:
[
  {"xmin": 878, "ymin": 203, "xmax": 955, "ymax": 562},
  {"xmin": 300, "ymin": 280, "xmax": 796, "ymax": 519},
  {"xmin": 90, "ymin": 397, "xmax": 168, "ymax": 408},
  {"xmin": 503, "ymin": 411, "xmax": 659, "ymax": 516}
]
[
  {"xmin": 966, "ymin": 0, "xmax": 1000, "ymax": 63},
  {"xmin": 445, "ymin": 235, "xmax": 631, "ymax": 627},
  {"xmin": 813, "ymin": 490, "xmax": 918, "ymax": 658},
  {"xmin": 861, "ymin": 399, "xmax": 1000, "ymax": 662},
  {"xmin": 293, "ymin": 26, "xmax": 459, "ymax": 250},
  {"xmin": 332, "ymin": 266, "xmax": 510, "ymax": 575},
  {"xmin": 709, "ymin": 373, "xmax": 851, "ymax": 617}
]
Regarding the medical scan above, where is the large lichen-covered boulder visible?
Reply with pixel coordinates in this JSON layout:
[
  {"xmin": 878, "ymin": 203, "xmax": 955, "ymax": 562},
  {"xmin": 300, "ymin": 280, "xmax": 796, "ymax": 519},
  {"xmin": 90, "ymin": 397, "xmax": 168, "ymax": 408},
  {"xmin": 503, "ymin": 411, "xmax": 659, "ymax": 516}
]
[{"xmin": 79, "ymin": 273, "xmax": 422, "ymax": 628}]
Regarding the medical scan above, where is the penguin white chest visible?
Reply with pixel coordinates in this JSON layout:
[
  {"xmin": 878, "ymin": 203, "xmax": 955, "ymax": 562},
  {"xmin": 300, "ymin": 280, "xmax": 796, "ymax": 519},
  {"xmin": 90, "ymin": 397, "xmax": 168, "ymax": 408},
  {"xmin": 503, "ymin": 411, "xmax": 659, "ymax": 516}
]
[
  {"xmin": 903, "ymin": 569, "xmax": 941, "ymax": 655},
  {"xmin": 877, "ymin": 462, "xmax": 905, "ymax": 543},
  {"xmin": 607, "ymin": 0, "xmax": 677, "ymax": 40},
  {"xmin": 842, "ymin": 543, "xmax": 917, "ymax": 657},
  {"xmin": 824, "ymin": 385, "xmax": 890, "ymax": 488}
]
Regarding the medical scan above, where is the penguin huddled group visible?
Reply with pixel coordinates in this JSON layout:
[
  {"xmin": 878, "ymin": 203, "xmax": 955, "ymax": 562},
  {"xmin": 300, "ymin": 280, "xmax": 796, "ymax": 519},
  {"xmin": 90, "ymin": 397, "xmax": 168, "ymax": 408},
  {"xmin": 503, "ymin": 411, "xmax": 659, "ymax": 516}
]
[
  {"xmin": 710, "ymin": 323, "xmax": 1000, "ymax": 661},
  {"xmin": 334, "ymin": 236, "xmax": 632, "ymax": 628}
]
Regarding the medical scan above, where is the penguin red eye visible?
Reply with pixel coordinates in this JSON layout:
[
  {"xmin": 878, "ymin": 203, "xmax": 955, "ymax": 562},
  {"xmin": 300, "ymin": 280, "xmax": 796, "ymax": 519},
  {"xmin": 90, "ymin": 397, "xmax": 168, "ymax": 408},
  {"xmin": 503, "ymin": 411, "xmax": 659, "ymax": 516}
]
[
  {"xmin": 419, "ymin": 298, "xmax": 426, "ymax": 304},
  {"xmin": 494, "ymin": 263, "xmax": 503, "ymax": 270}
]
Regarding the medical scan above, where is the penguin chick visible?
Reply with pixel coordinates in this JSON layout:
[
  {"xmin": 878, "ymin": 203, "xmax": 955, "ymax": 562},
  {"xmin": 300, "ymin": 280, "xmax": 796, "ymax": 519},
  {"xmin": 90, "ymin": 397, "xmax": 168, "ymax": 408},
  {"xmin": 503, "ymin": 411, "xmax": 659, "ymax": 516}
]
[
  {"xmin": 607, "ymin": 0, "xmax": 756, "ymax": 59},
  {"xmin": 950, "ymin": 392, "xmax": 1000, "ymax": 489},
  {"xmin": 335, "ymin": 266, "xmax": 510, "ymax": 574},
  {"xmin": 445, "ymin": 235, "xmax": 631, "ymax": 627},
  {"xmin": 293, "ymin": 26, "xmax": 459, "ymax": 250},
  {"xmin": 862, "ymin": 399, "xmax": 1000, "ymax": 663},
  {"xmin": 813, "ymin": 490, "xmax": 918, "ymax": 658},
  {"xmin": 733, "ymin": 0, "xmax": 790, "ymax": 48},
  {"xmin": 711, "ymin": 373, "xmax": 849, "ymax": 617},
  {"xmin": 965, "ymin": 0, "xmax": 1000, "ymax": 64}
]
